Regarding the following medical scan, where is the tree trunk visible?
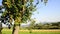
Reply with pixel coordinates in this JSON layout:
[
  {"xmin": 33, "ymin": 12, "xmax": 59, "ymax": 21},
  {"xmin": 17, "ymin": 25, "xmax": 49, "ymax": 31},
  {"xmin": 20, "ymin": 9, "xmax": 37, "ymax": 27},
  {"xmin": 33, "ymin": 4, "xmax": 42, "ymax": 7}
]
[
  {"xmin": 0, "ymin": 22, "xmax": 2, "ymax": 34},
  {"xmin": 12, "ymin": 24, "xmax": 20, "ymax": 34}
]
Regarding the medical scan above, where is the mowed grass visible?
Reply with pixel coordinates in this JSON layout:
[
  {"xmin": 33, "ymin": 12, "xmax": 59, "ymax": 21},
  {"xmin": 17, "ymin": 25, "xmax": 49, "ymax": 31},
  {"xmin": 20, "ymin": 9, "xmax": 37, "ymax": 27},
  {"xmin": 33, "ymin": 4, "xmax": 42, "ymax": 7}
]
[{"xmin": 2, "ymin": 29, "xmax": 60, "ymax": 34}]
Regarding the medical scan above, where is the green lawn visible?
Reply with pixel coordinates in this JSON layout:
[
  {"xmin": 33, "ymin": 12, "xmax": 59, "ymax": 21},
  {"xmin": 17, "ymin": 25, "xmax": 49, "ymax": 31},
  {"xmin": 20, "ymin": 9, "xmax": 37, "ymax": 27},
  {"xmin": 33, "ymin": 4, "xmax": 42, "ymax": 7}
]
[
  {"xmin": 2, "ymin": 29, "xmax": 60, "ymax": 34},
  {"xmin": 2, "ymin": 31, "xmax": 60, "ymax": 34}
]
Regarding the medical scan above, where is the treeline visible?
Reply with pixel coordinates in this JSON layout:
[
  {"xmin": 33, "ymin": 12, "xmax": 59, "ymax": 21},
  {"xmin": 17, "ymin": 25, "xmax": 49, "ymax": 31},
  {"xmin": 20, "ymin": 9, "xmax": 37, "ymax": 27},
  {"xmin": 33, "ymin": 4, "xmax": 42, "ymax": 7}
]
[
  {"xmin": 32, "ymin": 22, "xmax": 60, "ymax": 29},
  {"xmin": 29, "ymin": 22, "xmax": 60, "ymax": 29}
]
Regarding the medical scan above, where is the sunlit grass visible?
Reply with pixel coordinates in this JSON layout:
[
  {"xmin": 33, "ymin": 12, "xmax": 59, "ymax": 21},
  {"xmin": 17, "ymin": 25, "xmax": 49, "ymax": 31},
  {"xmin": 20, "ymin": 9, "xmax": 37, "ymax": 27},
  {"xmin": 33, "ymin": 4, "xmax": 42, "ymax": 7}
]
[{"xmin": 2, "ymin": 29, "xmax": 60, "ymax": 34}]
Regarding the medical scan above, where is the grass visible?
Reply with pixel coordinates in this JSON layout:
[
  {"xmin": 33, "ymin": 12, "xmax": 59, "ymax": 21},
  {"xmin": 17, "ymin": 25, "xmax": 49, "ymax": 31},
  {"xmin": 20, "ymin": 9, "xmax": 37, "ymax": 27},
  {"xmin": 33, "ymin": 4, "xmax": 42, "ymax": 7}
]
[{"xmin": 2, "ymin": 29, "xmax": 60, "ymax": 34}]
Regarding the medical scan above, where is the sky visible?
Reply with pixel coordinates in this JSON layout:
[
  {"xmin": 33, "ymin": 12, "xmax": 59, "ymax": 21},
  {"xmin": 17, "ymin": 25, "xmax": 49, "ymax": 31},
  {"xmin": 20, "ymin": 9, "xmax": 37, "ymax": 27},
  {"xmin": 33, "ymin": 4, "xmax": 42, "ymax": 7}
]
[
  {"xmin": 31, "ymin": 0, "xmax": 60, "ymax": 22},
  {"xmin": 0, "ymin": 0, "xmax": 60, "ymax": 23}
]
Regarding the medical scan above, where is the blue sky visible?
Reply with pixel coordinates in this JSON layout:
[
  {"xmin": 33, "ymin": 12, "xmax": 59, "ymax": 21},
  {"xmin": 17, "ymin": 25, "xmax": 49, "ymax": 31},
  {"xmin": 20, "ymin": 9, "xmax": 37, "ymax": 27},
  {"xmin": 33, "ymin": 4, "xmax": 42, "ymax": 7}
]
[
  {"xmin": 32, "ymin": 0, "xmax": 60, "ymax": 22},
  {"xmin": 0, "ymin": 0, "xmax": 60, "ymax": 22},
  {"xmin": 0, "ymin": 0, "xmax": 2, "ymax": 5}
]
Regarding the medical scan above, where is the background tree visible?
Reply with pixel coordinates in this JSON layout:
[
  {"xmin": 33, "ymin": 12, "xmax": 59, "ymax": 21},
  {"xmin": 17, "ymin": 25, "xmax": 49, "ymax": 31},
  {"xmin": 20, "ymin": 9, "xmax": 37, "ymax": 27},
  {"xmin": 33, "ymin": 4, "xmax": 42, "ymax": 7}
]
[
  {"xmin": 2, "ymin": 0, "xmax": 48, "ymax": 34},
  {"xmin": 28, "ymin": 19, "xmax": 35, "ymax": 33}
]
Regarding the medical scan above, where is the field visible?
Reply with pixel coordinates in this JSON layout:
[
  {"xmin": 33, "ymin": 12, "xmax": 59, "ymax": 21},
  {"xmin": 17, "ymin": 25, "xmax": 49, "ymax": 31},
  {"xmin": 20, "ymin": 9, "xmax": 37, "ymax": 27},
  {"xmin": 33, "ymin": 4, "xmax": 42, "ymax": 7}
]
[{"xmin": 2, "ymin": 29, "xmax": 60, "ymax": 34}]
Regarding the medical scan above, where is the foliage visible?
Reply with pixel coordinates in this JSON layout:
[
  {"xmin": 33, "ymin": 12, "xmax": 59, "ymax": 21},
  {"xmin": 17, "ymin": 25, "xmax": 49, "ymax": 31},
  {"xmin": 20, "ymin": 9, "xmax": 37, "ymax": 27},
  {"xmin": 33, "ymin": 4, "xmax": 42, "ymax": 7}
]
[
  {"xmin": 2, "ymin": 0, "xmax": 48, "ymax": 24},
  {"xmin": 2, "ymin": 0, "xmax": 40, "ymax": 24},
  {"xmin": 21, "ymin": 22, "xmax": 60, "ymax": 29},
  {"xmin": 32, "ymin": 22, "xmax": 60, "ymax": 29}
]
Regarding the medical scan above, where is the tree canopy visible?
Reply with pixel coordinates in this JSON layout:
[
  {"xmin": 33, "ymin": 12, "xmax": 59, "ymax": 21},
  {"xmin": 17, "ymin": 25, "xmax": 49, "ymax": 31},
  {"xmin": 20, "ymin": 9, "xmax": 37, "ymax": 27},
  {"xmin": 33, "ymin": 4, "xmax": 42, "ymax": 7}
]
[
  {"xmin": 2, "ymin": 0, "xmax": 48, "ymax": 24},
  {"xmin": 2, "ymin": 0, "xmax": 39, "ymax": 24}
]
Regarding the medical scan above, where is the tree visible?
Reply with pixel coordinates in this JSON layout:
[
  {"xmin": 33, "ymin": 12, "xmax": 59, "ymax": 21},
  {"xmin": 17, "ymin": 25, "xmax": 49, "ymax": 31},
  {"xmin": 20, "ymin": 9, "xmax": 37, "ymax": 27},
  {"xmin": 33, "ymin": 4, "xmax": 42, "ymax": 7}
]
[
  {"xmin": 2, "ymin": 0, "xmax": 48, "ymax": 34},
  {"xmin": 0, "ymin": 5, "xmax": 4, "ymax": 34},
  {"xmin": 28, "ymin": 19, "xmax": 35, "ymax": 33},
  {"xmin": 0, "ymin": 22, "xmax": 2, "ymax": 34}
]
